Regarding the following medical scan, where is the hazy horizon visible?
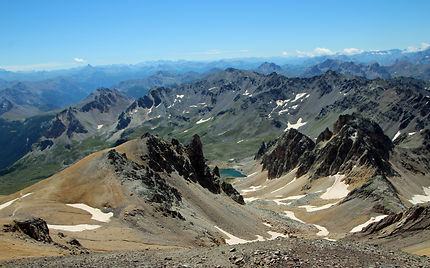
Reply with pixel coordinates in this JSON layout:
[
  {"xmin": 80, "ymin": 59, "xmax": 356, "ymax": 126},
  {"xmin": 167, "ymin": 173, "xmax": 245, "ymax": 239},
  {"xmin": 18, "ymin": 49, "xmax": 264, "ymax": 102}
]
[{"xmin": 1, "ymin": 0, "xmax": 429, "ymax": 71}]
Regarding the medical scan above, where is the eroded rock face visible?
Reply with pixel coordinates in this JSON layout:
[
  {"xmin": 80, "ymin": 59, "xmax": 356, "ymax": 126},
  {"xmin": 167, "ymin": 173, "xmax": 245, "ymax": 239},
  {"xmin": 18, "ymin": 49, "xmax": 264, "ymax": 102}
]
[
  {"xmin": 187, "ymin": 135, "xmax": 221, "ymax": 194},
  {"xmin": 80, "ymin": 88, "xmax": 118, "ymax": 113},
  {"xmin": 359, "ymin": 204, "xmax": 430, "ymax": 237},
  {"xmin": 12, "ymin": 218, "xmax": 52, "ymax": 243},
  {"xmin": 221, "ymin": 182, "xmax": 245, "ymax": 205},
  {"xmin": 115, "ymin": 133, "xmax": 244, "ymax": 205},
  {"xmin": 316, "ymin": 127, "xmax": 333, "ymax": 144},
  {"xmin": 107, "ymin": 149, "xmax": 182, "ymax": 206},
  {"xmin": 260, "ymin": 114, "xmax": 395, "ymax": 183},
  {"xmin": 254, "ymin": 141, "xmax": 266, "ymax": 160},
  {"xmin": 298, "ymin": 114, "xmax": 395, "ymax": 181},
  {"xmin": 341, "ymin": 175, "xmax": 406, "ymax": 214},
  {"xmin": 261, "ymin": 129, "xmax": 315, "ymax": 179}
]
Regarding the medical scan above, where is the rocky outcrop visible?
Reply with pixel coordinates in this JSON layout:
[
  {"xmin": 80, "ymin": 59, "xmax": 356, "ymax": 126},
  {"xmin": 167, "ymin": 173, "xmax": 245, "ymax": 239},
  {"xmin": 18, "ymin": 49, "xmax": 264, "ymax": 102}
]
[
  {"xmin": 298, "ymin": 114, "xmax": 395, "ymax": 181},
  {"xmin": 359, "ymin": 204, "xmax": 430, "ymax": 237},
  {"xmin": 260, "ymin": 114, "xmax": 396, "ymax": 184},
  {"xmin": 341, "ymin": 175, "xmax": 406, "ymax": 214},
  {"xmin": 261, "ymin": 129, "xmax": 315, "ymax": 179},
  {"xmin": 187, "ymin": 135, "xmax": 222, "ymax": 194},
  {"xmin": 316, "ymin": 127, "xmax": 332, "ymax": 144},
  {"xmin": 11, "ymin": 218, "xmax": 52, "ymax": 243},
  {"xmin": 107, "ymin": 149, "xmax": 182, "ymax": 208},
  {"xmin": 138, "ymin": 133, "xmax": 243, "ymax": 204},
  {"xmin": 80, "ymin": 88, "xmax": 118, "ymax": 113},
  {"xmin": 44, "ymin": 108, "xmax": 88, "ymax": 139},
  {"xmin": 254, "ymin": 141, "xmax": 266, "ymax": 160},
  {"xmin": 45, "ymin": 115, "xmax": 66, "ymax": 138},
  {"xmin": 221, "ymin": 182, "xmax": 245, "ymax": 205},
  {"xmin": 394, "ymin": 129, "xmax": 430, "ymax": 175},
  {"xmin": 38, "ymin": 139, "xmax": 54, "ymax": 151}
]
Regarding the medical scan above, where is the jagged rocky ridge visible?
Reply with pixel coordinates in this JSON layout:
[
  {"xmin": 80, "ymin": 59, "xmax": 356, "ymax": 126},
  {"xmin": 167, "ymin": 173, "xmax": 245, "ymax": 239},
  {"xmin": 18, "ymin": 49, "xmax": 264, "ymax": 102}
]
[
  {"xmin": 260, "ymin": 114, "xmax": 395, "ymax": 181},
  {"xmin": 359, "ymin": 204, "xmax": 430, "ymax": 237},
  {"xmin": 111, "ymin": 133, "xmax": 244, "ymax": 206},
  {"xmin": 40, "ymin": 88, "xmax": 132, "ymax": 146},
  {"xmin": 257, "ymin": 114, "xmax": 412, "ymax": 213}
]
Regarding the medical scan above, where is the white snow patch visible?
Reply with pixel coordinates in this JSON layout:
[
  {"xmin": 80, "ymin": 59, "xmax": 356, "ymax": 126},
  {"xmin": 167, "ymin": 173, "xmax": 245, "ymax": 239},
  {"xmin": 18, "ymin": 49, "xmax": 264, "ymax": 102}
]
[
  {"xmin": 284, "ymin": 118, "xmax": 307, "ymax": 131},
  {"xmin": 237, "ymin": 140, "xmax": 244, "ymax": 144},
  {"xmin": 314, "ymin": 224, "xmax": 329, "ymax": 236},
  {"xmin": 196, "ymin": 117, "xmax": 213, "ymax": 124},
  {"xmin": 263, "ymin": 222, "xmax": 272, "ymax": 227},
  {"xmin": 267, "ymin": 231, "xmax": 288, "ymax": 239},
  {"xmin": 278, "ymin": 108, "xmax": 289, "ymax": 115},
  {"xmin": 190, "ymin": 105, "xmax": 199, "ymax": 108},
  {"xmin": 284, "ymin": 211, "xmax": 329, "ymax": 237},
  {"xmin": 246, "ymin": 172, "xmax": 259, "ymax": 178},
  {"xmin": 48, "ymin": 224, "xmax": 101, "ymax": 232},
  {"xmin": 299, "ymin": 203, "xmax": 337, "ymax": 212},
  {"xmin": 214, "ymin": 226, "xmax": 263, "ymax": 245},
  {"xmin": 408, "ymin": 132, "xmax": 416, "ymax": 136},
  {"xmin": 218, "ymin": 131, "xmax": 227, "ymax": 136},
  {"xmin": 290, "ymin": 105, "xmax": 299, "ymax": 109},
  {"xmin": 214, "ymin": 226, "xmax": 287, "ymax": 245},
  {"xmin": 350, "ymin": 215, "xmax": 388, "ymax": 233},
  {"xmin": 292, "ymin": 93, "xmax": 307, "ymax": 102},
  {"xmin": 350, "ymin": 131, "xmax": 357, "ymax": 142},
  {"xmin": 0, "ymin": 198, "xmax": 19, "ymax": 211},
  {"xmin": 67, "ymin": 204, "xmax": 113, "ymax": 223},
  {"xmin": 271, "ymin": 194, "xmax": 306, "ymax": 205},
  {"xmin": 97, "ymin": 124, "xmax": 103, "ymax": 130},
  {"xmin": 283, "ymin": 211, "xmax": 304, "ymax": 223},
  {"xmin": 241, "ymin": 185, "xmax": 266, "ymax": 193},
  {"xmin": 21, "ymin": 193, "xmax": 32, "ymax": 198},
  {"xmin": 276, "ymin": 99, "xmax": 290, "ymax": 106},
  {"xmin": 0, "ymin": 193, "xmax": 32, "ymax": 211},
  {"xmin": 392, "ymin": 130, "xmax": 401, "ymax": 141},
  {"xmin": 183, "ymin": 129, "xmax": 189, "ymax": 133},
  {"xmin": 243, "ymin": 197, "xmax": 260, "ymax": 203},
  {"xmin": 410, "ymin": 186, "xmax": 430, "ymax": 205},
  {"xmin": 208, "ymin": 87, "xmax": 217, "ymax": 91},
  {"xmin": 243, "ymin": 89, "xmax": 250, "ymax": 96},
  {"xmin": 176, "ymin": 94, "xmax": 184, "ymax": 99},
  {"xmin": 320, "ymin": 174, "xmax": 349, "ymax": 200}
]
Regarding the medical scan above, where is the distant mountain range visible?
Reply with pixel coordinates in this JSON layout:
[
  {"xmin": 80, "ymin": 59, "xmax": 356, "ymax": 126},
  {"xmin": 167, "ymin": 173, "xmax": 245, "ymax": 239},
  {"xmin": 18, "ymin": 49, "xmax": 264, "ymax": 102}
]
[
  {"xmin": 1, "ymin": 67, "xmax": 429, "ymax": 195},
  {"xmin": 1, "ymin": 47, "xmax": 429, "ymax": 117}
]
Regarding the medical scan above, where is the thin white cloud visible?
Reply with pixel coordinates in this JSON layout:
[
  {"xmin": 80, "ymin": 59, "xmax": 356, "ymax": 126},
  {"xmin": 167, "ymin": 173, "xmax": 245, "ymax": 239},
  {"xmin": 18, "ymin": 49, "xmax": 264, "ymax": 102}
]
[
  {"xmin": 403, "ymin": 42, "xmax": 430, "ymax": 53},
  {"xmin": 296, "ymin": 47, "xmax": 335, "ymax": 57},
  {"xmin": 74, "ymin": 57, "xmax": 86, "ymax": 63},
  {"xmin": 282, "ymin": 51, "xmax": 288, "ymax": 56},
  {"xmin": 343, "ymin": 48, "xmax": 364, "ymax": 55},
  {"xmin": 0, "ymin": 62, "xmax": 64, "ymax": 71},
  {"xmin": 193, "ymin": 49, "xmax": 222, "ymax": 55},
  {"xmin": 239, "ymin": 49, "xmax": 249, "ymax": 53}
]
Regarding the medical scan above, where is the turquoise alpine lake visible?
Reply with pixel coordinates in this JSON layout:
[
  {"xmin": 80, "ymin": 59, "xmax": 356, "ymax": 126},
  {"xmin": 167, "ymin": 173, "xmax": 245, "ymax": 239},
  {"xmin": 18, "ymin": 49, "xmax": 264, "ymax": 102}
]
[{"xmin": 219, "ymin": 168, "xmax": 246, "ymax": 178}]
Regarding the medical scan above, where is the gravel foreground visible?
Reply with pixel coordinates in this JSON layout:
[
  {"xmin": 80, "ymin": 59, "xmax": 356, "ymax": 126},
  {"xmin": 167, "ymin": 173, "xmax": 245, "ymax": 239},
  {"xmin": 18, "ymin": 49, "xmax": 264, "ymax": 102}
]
[{"xmin": 2, "ymin": 237, "xmax": 430, "ymax": 267}]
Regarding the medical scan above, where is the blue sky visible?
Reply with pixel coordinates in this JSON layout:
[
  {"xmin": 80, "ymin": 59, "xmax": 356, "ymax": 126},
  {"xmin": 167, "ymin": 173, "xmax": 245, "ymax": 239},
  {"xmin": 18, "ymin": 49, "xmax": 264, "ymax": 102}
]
[{"xmin": 1, "ymin": 0, "xmax": 429, "ymax": 70}]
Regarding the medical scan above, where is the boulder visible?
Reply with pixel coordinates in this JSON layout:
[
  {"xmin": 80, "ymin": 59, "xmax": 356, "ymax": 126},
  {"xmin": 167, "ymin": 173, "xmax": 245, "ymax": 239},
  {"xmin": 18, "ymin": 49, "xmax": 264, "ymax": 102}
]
[{"xmin": 12, "ymin": 218, "xmax": 52, "ymax": 243}]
